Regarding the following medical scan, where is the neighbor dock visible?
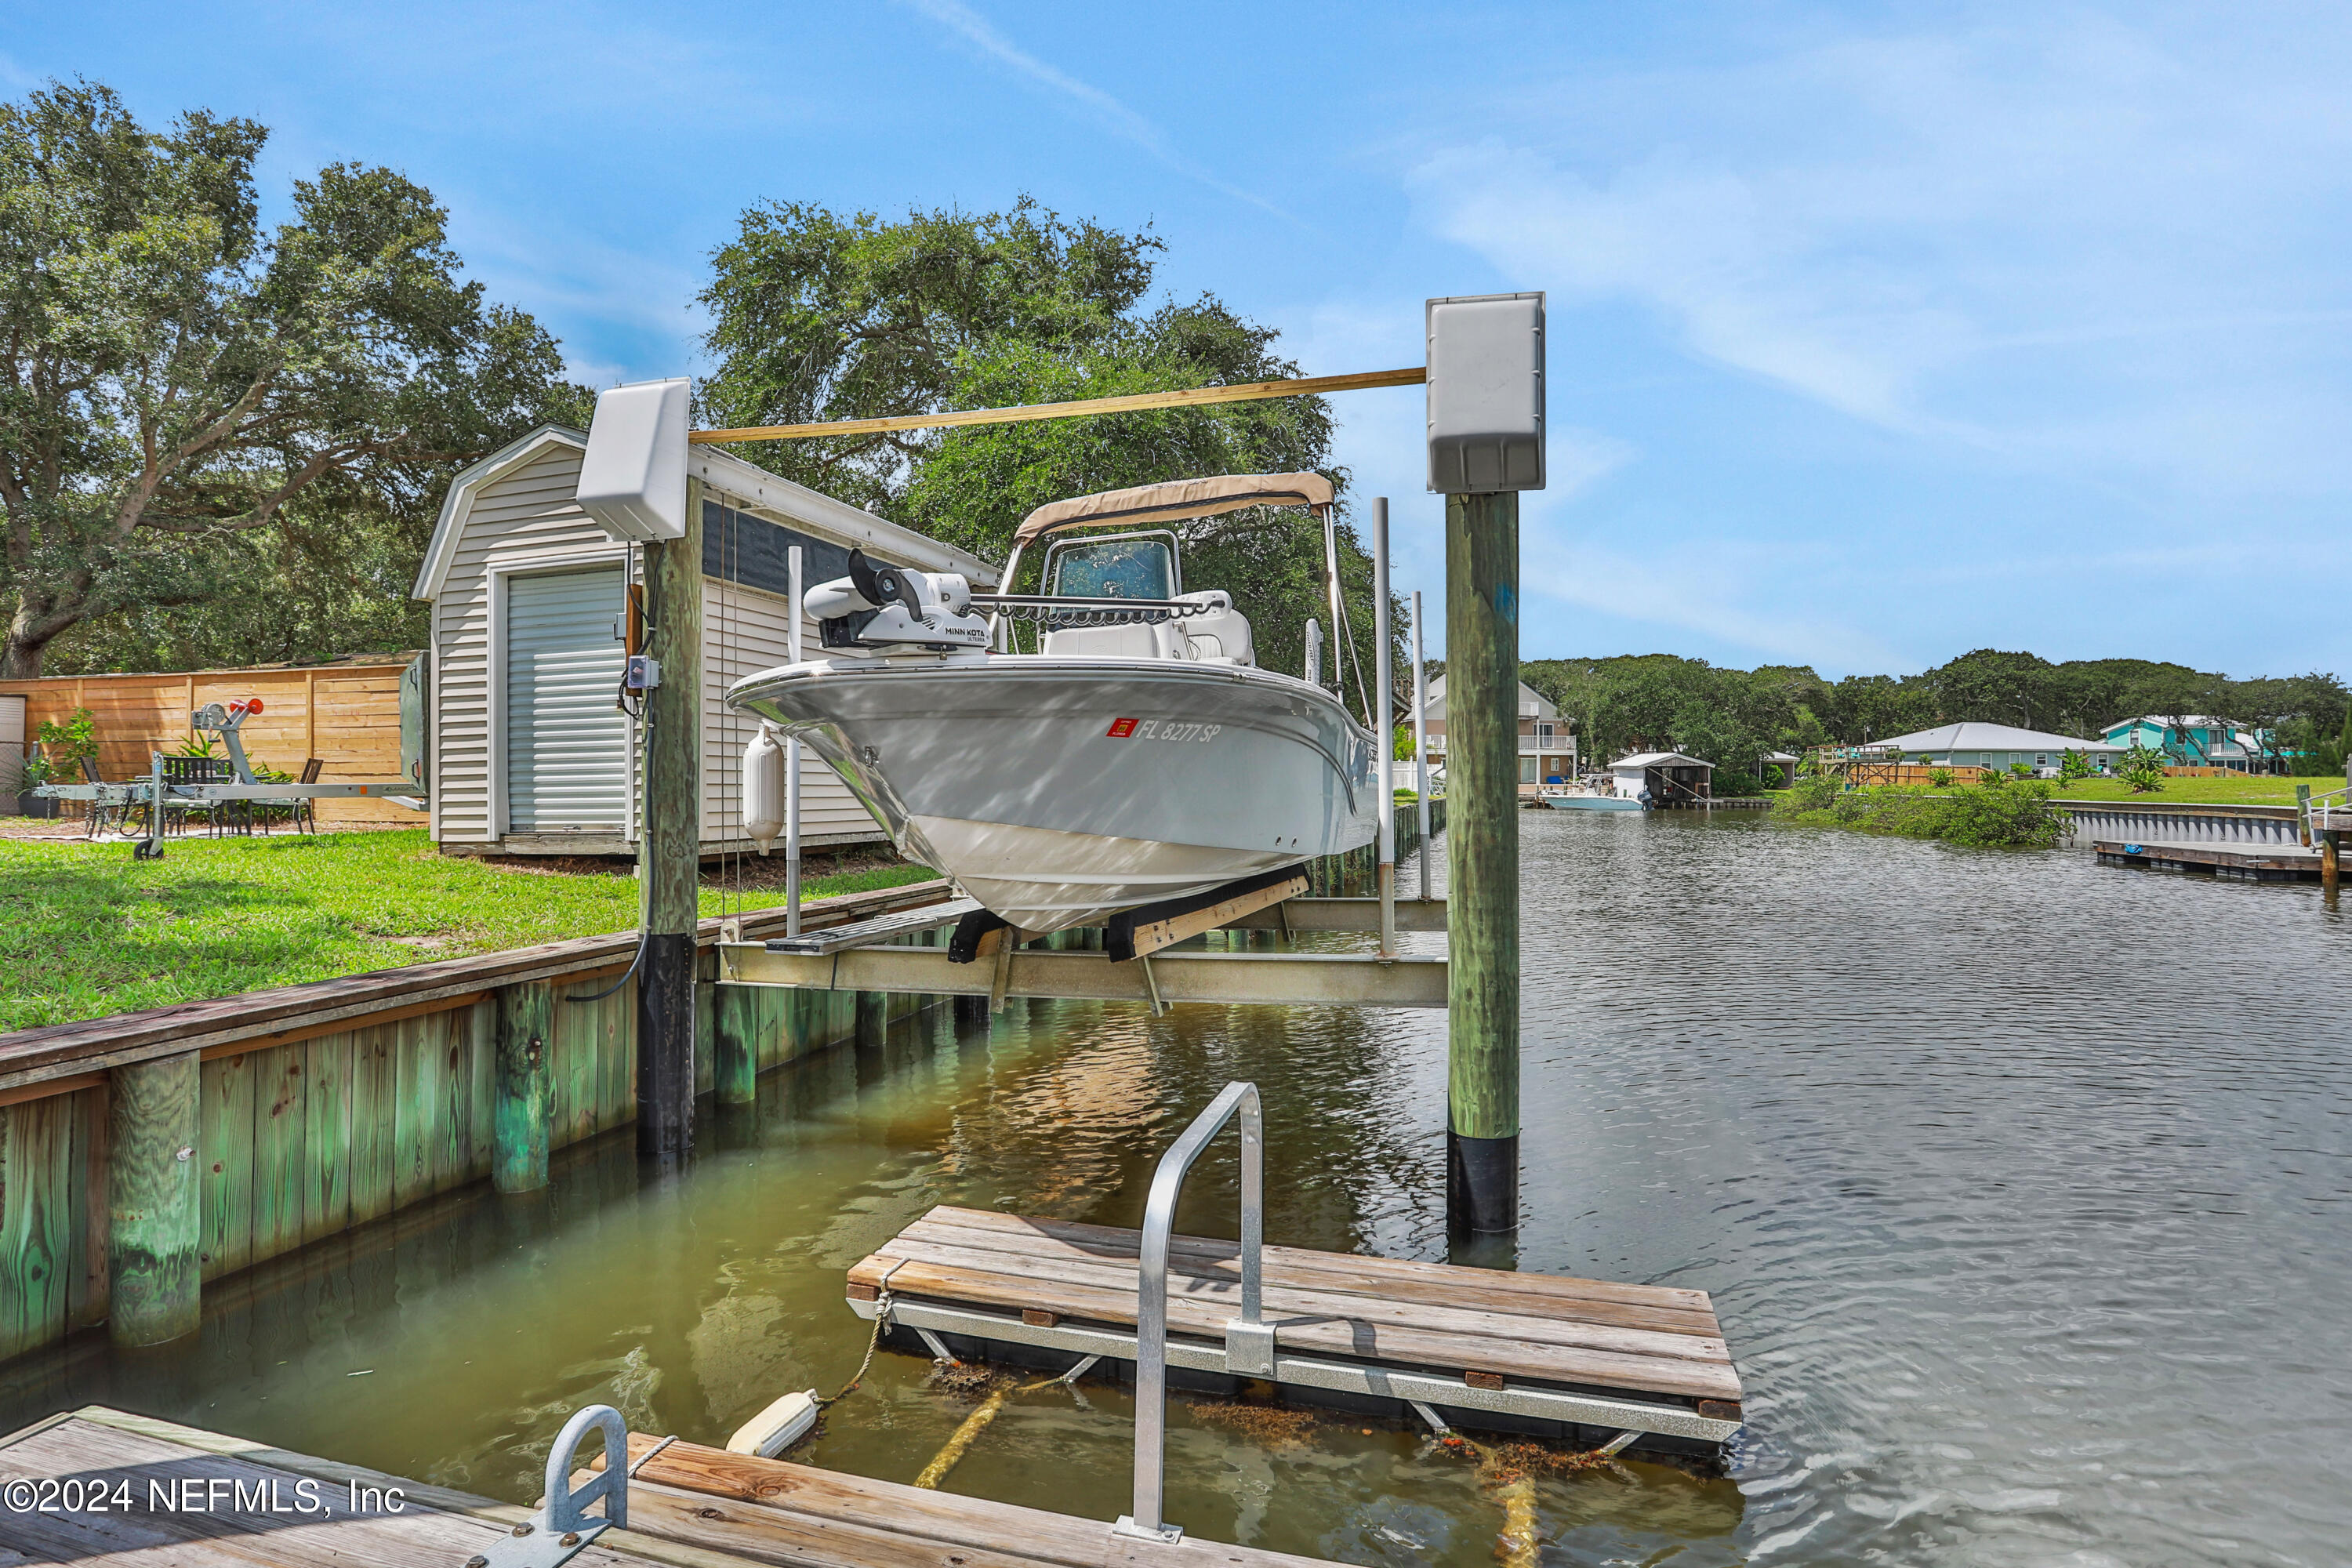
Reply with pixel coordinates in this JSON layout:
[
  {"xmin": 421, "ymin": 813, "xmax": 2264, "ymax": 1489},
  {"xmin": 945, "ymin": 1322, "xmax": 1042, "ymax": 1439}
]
[
  {"xmin": 847, "ymin": 1205, "xmax": 1744, "ymax": 1454},
  {"xmin": 0, "ymin": 1406, "xmax": 1339, "ymax": 1568},
  {"xmin": 2093, "ymin": 837, "xmax": 2322, "ymax": 882}
]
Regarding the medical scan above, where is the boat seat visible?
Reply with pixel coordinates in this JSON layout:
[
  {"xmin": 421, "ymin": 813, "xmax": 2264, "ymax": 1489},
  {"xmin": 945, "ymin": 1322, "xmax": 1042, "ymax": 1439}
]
[
  {"xmin": 1177, "ymin": 591, "xmax": 1254, "ymax": 666},
  {"xmin": 1042, "ymin": 621, "xmax": 1167, "ymax": 659}
]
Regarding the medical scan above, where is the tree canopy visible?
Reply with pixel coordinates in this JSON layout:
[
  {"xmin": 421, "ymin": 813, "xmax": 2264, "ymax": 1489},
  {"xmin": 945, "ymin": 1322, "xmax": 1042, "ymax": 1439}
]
[
  {"xmin": 698, "ymin": 198, "xmax": 1388, "ymax": 699},
  {"xmin": 0, "ymin": 79, "xmax": 586, "ymax": 677},
  {"xmin": 1520, "ymin": 648, "xmax": 2351, "ymax": 782}
]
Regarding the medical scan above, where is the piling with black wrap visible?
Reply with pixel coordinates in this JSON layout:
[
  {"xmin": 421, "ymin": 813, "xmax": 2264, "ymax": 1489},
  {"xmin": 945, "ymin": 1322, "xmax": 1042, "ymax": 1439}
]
[
  {"xmin": 636, "ymin": 476, "xmax": 703, "ymax": 1157},
  {"xmin": 1444, "ymin": 490, "xmax": 1520, "ymax": 1233}
]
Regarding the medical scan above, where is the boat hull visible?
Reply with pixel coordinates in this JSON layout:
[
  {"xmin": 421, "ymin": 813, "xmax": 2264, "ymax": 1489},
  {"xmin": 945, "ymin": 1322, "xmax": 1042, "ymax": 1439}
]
[
  {"xmin": 1543, "ymin": 793, "xmax": 1645, "ymax": 811},
  {"xmin": 728, "ymin": 655, "xmax": 1379, "ymax": 931}
]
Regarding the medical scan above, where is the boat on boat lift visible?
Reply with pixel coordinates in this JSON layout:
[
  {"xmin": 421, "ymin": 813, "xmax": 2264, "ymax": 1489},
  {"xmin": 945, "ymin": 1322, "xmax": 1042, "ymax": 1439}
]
[{"xmin": 728, "ymin": 473, "xmax": 1381, "ymax": 935}]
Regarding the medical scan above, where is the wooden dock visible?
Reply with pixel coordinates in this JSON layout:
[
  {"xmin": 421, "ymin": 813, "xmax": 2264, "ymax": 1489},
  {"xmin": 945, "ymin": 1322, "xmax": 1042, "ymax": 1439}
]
[
  {"xmin": 847, "ymin": 1206, "xmax": 1744, "ymax": 1454},
  {"xmin": 0, "ymin": 1406, "xmax": 1340, "ymax": 1568},
  {"xmin": 2094, "ymin": 837, "xmax": 2321, "ymax": 881}
]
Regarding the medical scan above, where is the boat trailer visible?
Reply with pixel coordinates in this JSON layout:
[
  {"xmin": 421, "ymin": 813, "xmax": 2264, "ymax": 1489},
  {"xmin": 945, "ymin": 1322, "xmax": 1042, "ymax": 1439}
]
[{"xmin": 35, "ymin": 698, "xmax": 424, "ymax": 858}]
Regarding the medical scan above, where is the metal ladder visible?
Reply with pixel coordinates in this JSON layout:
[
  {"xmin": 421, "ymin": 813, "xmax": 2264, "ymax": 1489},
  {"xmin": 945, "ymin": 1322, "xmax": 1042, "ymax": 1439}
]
[{"xmin": 1113, "ymin": 1079, "xmax": 1265, "ymax": 1545}]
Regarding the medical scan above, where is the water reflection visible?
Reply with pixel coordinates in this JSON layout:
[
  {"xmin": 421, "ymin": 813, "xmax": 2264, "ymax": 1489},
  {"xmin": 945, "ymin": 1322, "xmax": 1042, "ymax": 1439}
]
[{"xmin": 3, "ymin": 811, "xmax": 2344, "ymax": 1566}]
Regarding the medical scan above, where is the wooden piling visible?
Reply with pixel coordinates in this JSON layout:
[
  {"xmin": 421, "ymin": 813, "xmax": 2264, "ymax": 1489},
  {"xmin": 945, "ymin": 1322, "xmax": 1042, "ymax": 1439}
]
[
  {"xmin": 107, "ymin": 1053, "xmax": 201, "ymax": 1345},
  {"xmin": 1444, "ymin": 490, "xmax": 1520, "ymax": 1233},
  {"xmin": 855, "ymin": 991, "xmax": 890, "ymax": 1047},
  {"xmin": 636, "ymin": 476, "xmax": 705, "ymax": 1156},
  {"xmin": 713, "ymin": 984, "xmax": 760, "ymax": 1105},
  {"xmin": 492, "ymin": 982, "xmax": 552, "ymax": 1193},
  {"xmin": 2325, "ymin": 829, "xmax": 2340, "ymax": 897}
]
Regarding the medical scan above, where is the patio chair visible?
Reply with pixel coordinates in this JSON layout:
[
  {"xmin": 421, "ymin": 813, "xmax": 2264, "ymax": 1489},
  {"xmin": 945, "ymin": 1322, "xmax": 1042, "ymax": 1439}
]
[
  {"xmin": 291, "ymin": 758, "xmax": 324, "ymax": 834},
  {"xmin": 78, "ymin": 755, "xmax": 134, "ymax": 840}
]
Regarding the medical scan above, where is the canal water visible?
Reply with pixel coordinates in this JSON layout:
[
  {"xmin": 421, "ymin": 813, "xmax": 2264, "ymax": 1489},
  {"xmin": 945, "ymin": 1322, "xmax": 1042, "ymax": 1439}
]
[{"xmin": 4, "ymin": 813, "xmax": 2346, "ymax": 1566}]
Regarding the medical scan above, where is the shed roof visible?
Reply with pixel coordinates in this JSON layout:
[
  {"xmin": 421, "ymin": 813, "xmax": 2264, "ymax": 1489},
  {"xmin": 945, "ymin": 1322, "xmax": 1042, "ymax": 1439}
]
[
  {"xmin": 411, "ymin": 426, "xmax": 995, "ymax": 601},
  {"xmin": 1612, "ymin": 752, "xmax": 1712, "ymax": 770},
  {"xmin": 1868, "ymin": 721, "xmax": 2122, "ymax": 754}
]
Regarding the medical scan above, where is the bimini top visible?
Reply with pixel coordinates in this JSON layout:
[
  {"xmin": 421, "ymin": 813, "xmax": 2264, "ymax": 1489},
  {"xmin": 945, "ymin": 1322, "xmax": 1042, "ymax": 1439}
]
[{"xmin": 1012, "ymin": 471, "xmax": 1335, "ymax": 545}]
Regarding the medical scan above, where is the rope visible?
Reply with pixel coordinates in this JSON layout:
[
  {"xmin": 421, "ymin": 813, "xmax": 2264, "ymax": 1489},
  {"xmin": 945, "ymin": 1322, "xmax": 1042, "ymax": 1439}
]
[
  {"xmin": 815, "ymin": 1260, "xmax": 908, "ymax": 1408},
  {"xmin": 627, "ymin": 1434, "xmax": 680, "ymax": 1478}
]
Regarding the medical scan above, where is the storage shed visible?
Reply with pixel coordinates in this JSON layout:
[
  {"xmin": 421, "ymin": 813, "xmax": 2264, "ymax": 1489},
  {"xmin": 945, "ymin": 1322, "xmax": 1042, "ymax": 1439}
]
[{"xmin": 412, "ymin": 426, "xmax": 995, "ymax": 855}]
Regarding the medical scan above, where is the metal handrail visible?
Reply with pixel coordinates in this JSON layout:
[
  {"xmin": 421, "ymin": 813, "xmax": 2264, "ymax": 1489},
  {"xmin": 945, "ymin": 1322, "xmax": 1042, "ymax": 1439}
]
[{"xmin": 1116, "ymin": 1080, "xmax": 1263, "ymax": 1544}]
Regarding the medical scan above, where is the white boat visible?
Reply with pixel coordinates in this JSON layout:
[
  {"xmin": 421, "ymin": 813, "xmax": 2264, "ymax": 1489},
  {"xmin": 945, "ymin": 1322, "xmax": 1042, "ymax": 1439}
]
[
  {"xmin": 727, "ymin": 474, "xmax": 1381, "ymax": 934},
  {"xmin": 1542, "ymin": 788, "xmax": 1643, "ymax": 812}
]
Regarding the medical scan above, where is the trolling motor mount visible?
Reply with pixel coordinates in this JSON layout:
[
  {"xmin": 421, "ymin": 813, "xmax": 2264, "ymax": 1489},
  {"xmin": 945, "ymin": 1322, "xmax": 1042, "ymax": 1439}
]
[{"xmin": 807, "ymin": 549, "xmax": 989, "ymax": 653}]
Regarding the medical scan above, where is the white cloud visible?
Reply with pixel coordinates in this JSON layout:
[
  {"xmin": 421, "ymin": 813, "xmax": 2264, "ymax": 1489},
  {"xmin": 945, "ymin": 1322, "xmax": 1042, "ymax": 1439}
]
[
  {"xmin": 1403, "ymin": 11, "xmax": 2352, "ymax": 496},
  {"xmin": 897, "ymin": 0, "xmax": 1290, "ymax": 219},
  {"xmin": 1521, "ymin": 535, "xmax": 1905, "ymax": 673}
]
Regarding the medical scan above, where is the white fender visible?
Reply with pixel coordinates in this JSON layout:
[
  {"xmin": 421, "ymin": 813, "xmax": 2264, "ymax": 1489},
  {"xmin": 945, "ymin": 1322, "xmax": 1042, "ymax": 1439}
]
[{"xmin": 743, "ymin": 721, "xmax": 786, "ymax": 855}]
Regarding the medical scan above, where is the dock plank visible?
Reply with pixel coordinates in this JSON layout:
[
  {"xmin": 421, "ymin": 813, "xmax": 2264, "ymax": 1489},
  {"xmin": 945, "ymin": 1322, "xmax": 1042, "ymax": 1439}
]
[
  {"xmin": 850, "ymin": 1206, "xmax": 1741, "ymax": 1406},
  {"xmin": 869, "ymin": 1232, "xmax": 1732, "ymax": 1367},
  {"xmin": 597, "ymin": 1434, "xmax": 1340, "ymax": 1568},
  {"xmin": 0, "ymin": 1414, "xmax": 641, "ymax": 1567},
  {"xmin": 906, "ymin": 1208, "xmax": 1722, "ymax": 1331},
  {"xmin": 851, "ymin": 1253, "xmax": 1738, "ymax": 1401}
]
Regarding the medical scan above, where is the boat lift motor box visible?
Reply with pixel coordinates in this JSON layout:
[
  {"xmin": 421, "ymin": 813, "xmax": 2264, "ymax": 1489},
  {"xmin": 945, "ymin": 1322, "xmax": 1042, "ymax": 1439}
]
[
  {"xmin": 577, "ymin": 377, "xmax": 691, "ymax": 541},
  {"xmin": 1426, "ymin": 292, "xmax": 1547, "ymax": 494}
]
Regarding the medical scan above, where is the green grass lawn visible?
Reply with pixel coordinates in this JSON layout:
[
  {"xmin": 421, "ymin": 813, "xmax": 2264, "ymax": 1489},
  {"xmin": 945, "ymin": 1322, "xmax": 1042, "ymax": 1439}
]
[
  {"xmin": 0, "ymin": 829, "xmax": 935, "ymax": 1033},
  {"xmin": 1771, "ymin": 775, "xmax": 2317, "ymax": 806},
  {"xmin": 2042, "ymin": 775, "xmax": 2318, "ymax": 804}
]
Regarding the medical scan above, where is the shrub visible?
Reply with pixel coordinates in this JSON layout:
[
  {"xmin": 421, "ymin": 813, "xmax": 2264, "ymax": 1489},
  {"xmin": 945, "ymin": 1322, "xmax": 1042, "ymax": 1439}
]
[
  {"xmin": 2119, "ymin": 742, "xmax": 2169, "ymax": 793},
  {"xmin": 1773, "ymin": 776, "xmax": 2068, "ymax": 848},
  {"xmin": 1714, "ymin": 768, "xmax": 1765, "ymax": 797},
  {"xmin": 2009, "ymin": 761, "xmax": 2035, "ymax": 779},
  {"xmin": 1940, "ymin": 779, "xmax": 2070, "ymax": 848},
  {"xmin": 1928, "ymin": 768, "xmax": 1956, "ymax": 789},
  {"xmin": 34, "ymin": 708, "xmax": 100, "ymax": 767},
  {"xmin": 2058, "ymin": 748, "xmax": 2093, "ymax": 781}
]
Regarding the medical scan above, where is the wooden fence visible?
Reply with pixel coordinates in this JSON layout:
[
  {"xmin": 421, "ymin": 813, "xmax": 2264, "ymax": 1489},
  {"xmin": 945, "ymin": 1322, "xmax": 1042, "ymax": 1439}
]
[{"xmin": 0, "ymin": 658, "xmax": 415, "ymax": 827}]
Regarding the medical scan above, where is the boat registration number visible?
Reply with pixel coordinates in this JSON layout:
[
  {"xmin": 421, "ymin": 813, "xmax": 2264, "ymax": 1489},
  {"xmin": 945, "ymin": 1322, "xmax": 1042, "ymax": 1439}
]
[{"xmin": 1106, "ymin": 717, "xmax": 1221, "ymax": 743}]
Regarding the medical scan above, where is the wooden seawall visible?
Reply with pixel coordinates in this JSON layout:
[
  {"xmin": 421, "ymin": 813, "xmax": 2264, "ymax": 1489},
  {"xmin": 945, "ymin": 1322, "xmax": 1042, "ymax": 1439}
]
[
  {"xmin": 0, "ymin": 880, "xmax": 956, "ymax": 1363},
  {"xmin": 1, "ymin": 804, "xmax": 1450, "ymax": 1364}
]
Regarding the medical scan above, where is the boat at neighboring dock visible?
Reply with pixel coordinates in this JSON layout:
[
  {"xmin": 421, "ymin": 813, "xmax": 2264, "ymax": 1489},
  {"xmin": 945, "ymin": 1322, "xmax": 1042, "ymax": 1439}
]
[
  {"xmin": 1542, "ymin": 786, "xmax": 1644, "ymax": 811},
  {"xmin": 728, "ymin": 474, "xmax": 1381, "ymax": 933}
]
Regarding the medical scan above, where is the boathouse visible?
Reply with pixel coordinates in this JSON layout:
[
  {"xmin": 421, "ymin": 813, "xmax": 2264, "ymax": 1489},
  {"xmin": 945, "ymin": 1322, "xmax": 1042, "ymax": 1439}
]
[
  {"xmin": 411, "ymin": 426, "xmax": 994, "ymax": 855},
  {"xmin": 1611, "ymin": 750, "xmax": 1713, "ymax": 805}
]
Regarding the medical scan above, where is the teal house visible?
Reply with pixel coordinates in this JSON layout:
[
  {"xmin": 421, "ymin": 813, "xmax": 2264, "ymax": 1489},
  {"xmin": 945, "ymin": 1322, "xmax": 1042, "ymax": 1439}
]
[{"xmin": 2100, "ymin": 715, "xmax": 2272, "ymax": 771}]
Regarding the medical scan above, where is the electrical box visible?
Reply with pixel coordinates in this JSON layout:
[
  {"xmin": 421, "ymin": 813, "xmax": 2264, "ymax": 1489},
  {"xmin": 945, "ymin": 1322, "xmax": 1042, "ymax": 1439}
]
[
  {"xmin": 577, "ymin": 378, "xmax": 691, "ymax": 541},
  {"xmin": 624, "ymin": 655, "xmax": 661, "ymax": 691},
  {"xmin": 1425, "ymin": 292, "xmax": 1545, "ymax": 494}
]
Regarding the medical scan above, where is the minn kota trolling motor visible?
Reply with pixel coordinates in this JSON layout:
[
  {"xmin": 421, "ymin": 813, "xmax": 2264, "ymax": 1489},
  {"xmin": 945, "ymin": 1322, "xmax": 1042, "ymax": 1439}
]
[{"xmin": 805, "ymin": 549, "xmax": 989, "ymax": 653}]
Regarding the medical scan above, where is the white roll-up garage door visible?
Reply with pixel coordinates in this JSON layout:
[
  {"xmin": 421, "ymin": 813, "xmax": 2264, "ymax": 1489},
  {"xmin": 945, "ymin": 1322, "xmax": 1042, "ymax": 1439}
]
[{"xmin": 505, "ymin": 567, "xmax": 628, "ymax": 832}]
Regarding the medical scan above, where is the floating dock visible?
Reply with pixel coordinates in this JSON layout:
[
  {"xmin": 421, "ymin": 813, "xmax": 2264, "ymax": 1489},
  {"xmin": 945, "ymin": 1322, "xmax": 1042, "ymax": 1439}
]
[
  {"xmin": 0, "ymin": 1406, "xmax": 1336, "ymax": 1568},
  {"xmin": 847, "ymin": 1205, "xmax": 1745, "ymax": 1455},
  {"xmin": 2093, "ymin": 837, "xmax": 2322, "ymax": 882}
]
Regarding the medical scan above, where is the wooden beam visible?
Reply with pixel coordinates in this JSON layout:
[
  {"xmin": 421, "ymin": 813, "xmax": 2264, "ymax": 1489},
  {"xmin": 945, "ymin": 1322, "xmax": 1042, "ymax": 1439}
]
[
  {"xmin": 690, "ymin": 365, "xmax": 1426, "ymax": 445},
  {"xmin": 1124, "ymin": 873, "xmax": 1308, "ymax": 961}
]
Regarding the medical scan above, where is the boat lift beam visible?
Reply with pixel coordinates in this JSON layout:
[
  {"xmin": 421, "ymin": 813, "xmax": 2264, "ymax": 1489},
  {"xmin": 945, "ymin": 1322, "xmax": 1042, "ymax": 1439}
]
[{"xmin": 718, "ymin": 942, "xmax": 1446, "ymax": 1009}]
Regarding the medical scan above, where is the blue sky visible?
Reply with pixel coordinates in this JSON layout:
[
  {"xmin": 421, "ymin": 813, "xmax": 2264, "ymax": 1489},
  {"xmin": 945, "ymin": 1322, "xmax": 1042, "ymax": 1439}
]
[{"xmin": 6, "ymin": 2, "xmax": 2348, "ymax": 678}]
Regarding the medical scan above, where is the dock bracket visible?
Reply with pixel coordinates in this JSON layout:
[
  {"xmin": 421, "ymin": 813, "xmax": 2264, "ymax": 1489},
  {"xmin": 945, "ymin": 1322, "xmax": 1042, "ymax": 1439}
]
[
  {"xmin": 1224, "ymin": 1318, "xmax": 1277, "ymax": 1377},
  {"xmin": 474, "ymin": 1403, "xmax": 626, "ymax": 1568}
]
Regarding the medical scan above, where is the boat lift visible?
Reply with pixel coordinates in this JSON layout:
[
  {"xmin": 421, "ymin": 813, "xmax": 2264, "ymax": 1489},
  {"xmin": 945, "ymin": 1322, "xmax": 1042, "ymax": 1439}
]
[{"xmin": 36, "ymin": 699, "xmax": 424, "ymax": 858}]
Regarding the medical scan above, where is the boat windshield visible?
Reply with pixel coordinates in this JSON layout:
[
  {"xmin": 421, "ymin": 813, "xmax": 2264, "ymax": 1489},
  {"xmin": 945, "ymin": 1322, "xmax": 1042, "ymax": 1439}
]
[{"xmin": 1046, "ymin": 536, "xmax": 1177, "ymax": 599}]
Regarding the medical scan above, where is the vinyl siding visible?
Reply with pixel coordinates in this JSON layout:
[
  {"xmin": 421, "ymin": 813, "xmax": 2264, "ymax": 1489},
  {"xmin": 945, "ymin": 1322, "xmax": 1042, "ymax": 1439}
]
[{"xmin": 429, "ymin": 441, "xmax": 891, "ymax": 851}]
